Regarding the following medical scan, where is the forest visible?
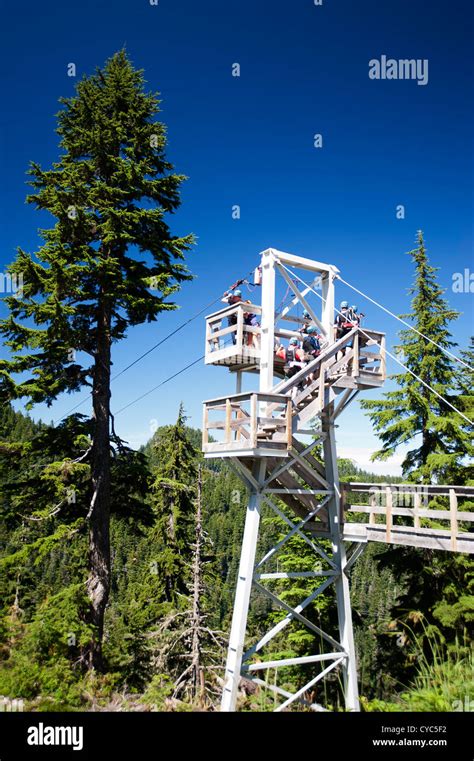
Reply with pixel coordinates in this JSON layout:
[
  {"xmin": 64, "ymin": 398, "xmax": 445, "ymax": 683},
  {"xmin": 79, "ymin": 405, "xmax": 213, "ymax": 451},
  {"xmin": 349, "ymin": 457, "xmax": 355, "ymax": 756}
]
[
  {"xmin": 0, "ymin": 401, "xmax": 472, "ymax": 712},
  {"xmin": 0, "ymin": 50, "xmax": 472, "ymax": 713}
]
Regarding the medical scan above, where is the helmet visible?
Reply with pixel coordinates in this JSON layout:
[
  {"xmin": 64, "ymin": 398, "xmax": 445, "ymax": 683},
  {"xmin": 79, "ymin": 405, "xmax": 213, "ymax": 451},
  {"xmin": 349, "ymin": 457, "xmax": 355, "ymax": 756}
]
[
  {"xmin": 289, "ymin": 337, "xmax": 299, "ymax": 346},
  {"xmin": 351, "ymin": 305, "xmax": 358, "ymax": 313},
  {"xmin": 307, "ymin": 325, "xmax": 317, "ymax": 334},
  {"xmin": 340, "ymin": 301, "xmax": 349, "ymax": 308},
  {"xmin": 233, "ymin": 289, "xmax": 242, "ymax": 297},
  {"xmin": 303, "ymin": 310, "xmax": 311, "ymax": 319}
]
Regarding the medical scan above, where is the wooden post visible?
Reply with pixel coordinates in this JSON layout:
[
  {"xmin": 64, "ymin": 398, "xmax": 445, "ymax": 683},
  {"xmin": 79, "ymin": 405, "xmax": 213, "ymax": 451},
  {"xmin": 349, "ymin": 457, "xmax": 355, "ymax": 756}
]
[
  {"xmin": 225, "ymin": 398, "xmax": 232, "ymax": 444},
  {"xmin": 205, "ymin": 318, "xmax": 211, "ymax": 358},
  {"xmin": 413, "ymin": 491, "xmax": 421, "ymax": 530},
  {"xmin": 321, "ymin": 270, "xmax": 335, "ymax": 344},
  {"xmin": 450, "ymin": 488, "xmax": 458, "ymax": 552},
  {"xmin": 251, "ymin": 393, "xmax": 258, "ymax": 449},
  {"xmin": 202, "ymin": 404, "xmax": 209, "ymax": 448},
  {"xmin": 286, "ymin": 398, "xmax": 292, "ymax": 448},
  {"xmin": 319, "ymin": 362, "xmax": 326, "ymax": 412},
  {"xmin": 369, "ymin": 488, "xmax": 377, "ymax": 525},
  {"xmin": 352, "ymin": 332, "xmax": 359, "ymax": 378},
  {"xmin": 236, "ymin": 408, "xmax": 243, "ymax": 441},
  {"xmin": 259, "ymin": 249, "xmax": 276, "ymax": 392},
  {"xmin": 380, "ymin": 335, "xmax": 386, "ymax": 379},
  {"xmin": 237, "ymin": 306, "xmax": 244, "ymax": 351},
  {"xmin": 385, "ymin": 487, "xmax": 393, "ymax": 543}
]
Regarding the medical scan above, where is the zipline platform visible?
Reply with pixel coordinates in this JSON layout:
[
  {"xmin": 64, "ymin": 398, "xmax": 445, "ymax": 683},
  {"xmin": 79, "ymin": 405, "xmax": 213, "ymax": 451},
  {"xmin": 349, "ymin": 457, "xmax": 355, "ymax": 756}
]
[
  {"xmin": 203, "ymin": 326, "xmax": 386, "ymax": 456},
  {"xmin": 203, "ymin": 246, "xmax": 473, "ymax": 714}
]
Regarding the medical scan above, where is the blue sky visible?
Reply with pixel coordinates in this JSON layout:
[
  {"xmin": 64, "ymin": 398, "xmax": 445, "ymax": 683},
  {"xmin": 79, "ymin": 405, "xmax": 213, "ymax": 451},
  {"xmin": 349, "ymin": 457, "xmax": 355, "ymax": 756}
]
[{"xmin": 1, "ymin": 0, "xmax": 473, "ymax": 474}]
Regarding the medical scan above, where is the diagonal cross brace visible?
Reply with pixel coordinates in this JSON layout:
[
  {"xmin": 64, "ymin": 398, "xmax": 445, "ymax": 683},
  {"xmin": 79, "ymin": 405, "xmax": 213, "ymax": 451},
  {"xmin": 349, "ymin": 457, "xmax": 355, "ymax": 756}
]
[
  {"xmin": 245, "ymin": 577, "xmax": 345, "ymax": 659},
  {"xmin": 261, "ymin": 495, "xmax": 336, "ymax": 569},
  {"xmin": 275, "ymin": 658, "xmax": 345, "ymax": 712}
]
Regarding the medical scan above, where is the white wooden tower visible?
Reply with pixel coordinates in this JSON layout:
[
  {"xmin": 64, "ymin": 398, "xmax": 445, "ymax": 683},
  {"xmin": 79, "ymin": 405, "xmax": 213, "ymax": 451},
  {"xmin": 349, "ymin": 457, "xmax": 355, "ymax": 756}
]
[{"xmin": 202, "ymin": 247, "xmax": 474, "ymax": 713}]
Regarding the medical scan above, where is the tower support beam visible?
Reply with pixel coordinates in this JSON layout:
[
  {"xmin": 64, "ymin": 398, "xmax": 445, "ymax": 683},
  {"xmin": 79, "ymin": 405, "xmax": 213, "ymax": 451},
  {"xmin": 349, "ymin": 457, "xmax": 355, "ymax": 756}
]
[
  {"xmin": 322, "ymin": 401, "xmax": 360, "ymax": 711},
  {"xmin": 220, "ymin": 460, "xmax": 266, "ymax": 711},
  {"xmin": 215, "ymin": 248, "xmax": 363, "ymax": 712}
]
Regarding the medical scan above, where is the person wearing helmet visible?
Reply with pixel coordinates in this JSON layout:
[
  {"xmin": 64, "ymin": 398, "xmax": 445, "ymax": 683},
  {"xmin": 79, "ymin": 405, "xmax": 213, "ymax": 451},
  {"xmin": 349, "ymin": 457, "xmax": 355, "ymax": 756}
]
[
  {"xmin": 222, "ymin": 288, "xmax": 243, "ymax": 306},
  {"xmin": 348, "ymin": 305, "xmax": 364, "ymax": 327},
  {"xmin": 222, "ymin": 289, "xmax": 244, "ymax": 344},
  {"xmin": 275, "ymin": 336, "xmax": 299, "ymax": 363},
  {"xmin": 299, "ymin": 309, "xmax": 313, "ymax": 335},
  {"xmin": 299, "ymin": 324, "xmax": 321, "ymax": 384},
  {"xmin": 221, "ymin": 288, "xmax": 259, "ymax": 348},
  {"xmin": 334, "ymin": 300, "xmax": 353, "ymax": 341},
  {"xmin": 302, "ymin": 324, "xmax": 321, "ymax": 359},
  {"xmin": 282, "ymin": 337, "xmax": 306, "ymax": 394}
]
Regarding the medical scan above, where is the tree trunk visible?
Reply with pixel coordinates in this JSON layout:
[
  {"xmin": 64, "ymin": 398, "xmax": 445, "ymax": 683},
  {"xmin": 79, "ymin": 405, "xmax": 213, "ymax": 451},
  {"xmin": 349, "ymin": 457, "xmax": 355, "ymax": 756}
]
[{"xmin": 87, "ymin": 295, "xmax": 111, "ymax": 669}]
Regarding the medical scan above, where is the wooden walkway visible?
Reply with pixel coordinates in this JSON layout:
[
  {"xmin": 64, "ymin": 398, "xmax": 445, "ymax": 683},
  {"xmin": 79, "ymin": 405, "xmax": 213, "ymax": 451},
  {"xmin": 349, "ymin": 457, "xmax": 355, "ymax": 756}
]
[{"xmin": 342, "ymin": 483, "xmax": 474, "ymax": 554}]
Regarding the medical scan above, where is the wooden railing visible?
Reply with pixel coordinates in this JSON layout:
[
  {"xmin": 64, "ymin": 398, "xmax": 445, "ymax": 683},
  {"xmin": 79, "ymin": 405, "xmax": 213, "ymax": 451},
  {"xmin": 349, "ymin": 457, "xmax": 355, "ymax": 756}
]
[
  {"xmin": 341, "ymin": 482, "xmax": 474, "ymax": 553},
  {"xmin": 273, "ymin": 328, "xmax": 386, "ymax": 396},
  {"xmin": 202, "ymin": 392, "xmax": 292, "ymax": 456},
  {"xmin": 205, "ymin": 302, "xmax": 262, "ymax": 365},
  {"xmin": 266, "ymin": 328, "xmax": 387, "ymax": 430}
]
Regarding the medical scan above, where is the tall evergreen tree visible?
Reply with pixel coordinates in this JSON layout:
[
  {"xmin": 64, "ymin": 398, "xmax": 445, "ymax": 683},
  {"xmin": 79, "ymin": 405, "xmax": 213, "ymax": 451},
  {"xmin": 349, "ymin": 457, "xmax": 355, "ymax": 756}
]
[
  {"xmin": 150, "ymin": 405, "xmax": 197, "ymax": 604},
  {"xmin": 0, "ymin": 50, "xmax": 193, "ymax": 666},
  {"xmin": 450, "ymin": 338, "xmax": 474, "ymax": 484},
  {"xmin": 361, "ymin": 234, "xmax": 474, "ymax": 681},
  {"xmin": 360, "ymin": 231, "xmax": 470, "ymax": 482}
]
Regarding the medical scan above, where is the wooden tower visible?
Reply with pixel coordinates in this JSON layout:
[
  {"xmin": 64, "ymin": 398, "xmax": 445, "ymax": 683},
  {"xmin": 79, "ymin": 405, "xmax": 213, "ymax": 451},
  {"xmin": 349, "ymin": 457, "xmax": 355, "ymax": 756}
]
[{"xmin": 202, "ymin": 247, "xmax": 474, "ymax": 712}]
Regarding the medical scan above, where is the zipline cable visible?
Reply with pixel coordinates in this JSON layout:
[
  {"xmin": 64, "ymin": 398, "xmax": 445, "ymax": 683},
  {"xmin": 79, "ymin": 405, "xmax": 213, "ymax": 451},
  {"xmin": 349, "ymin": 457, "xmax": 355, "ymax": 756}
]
[
  {"xmin": 114, "ymin": 355, "xmax": 205, "ymax": 415},
  {"xmin": 335, "ymin": 274, "xmax": 472, "ymax": 371},
  {"xmin": 110, "ymin": 295, "xmax": 223, "ymax": 382},
  {"xmin": 53, "ymin": 268, "xmax": 258, "ymax": 423},
  {"xmin": 280, "ymin": 263, "xmax": 473, "ymax": 427},
  {"xmin": 113, "ymin": 327, "xmax": 245, "ymax": 415}
]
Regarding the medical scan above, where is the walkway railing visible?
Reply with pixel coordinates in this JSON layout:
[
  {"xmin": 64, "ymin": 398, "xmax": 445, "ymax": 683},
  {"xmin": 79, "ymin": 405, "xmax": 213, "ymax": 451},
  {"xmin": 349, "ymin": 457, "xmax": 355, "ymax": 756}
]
[{"xmin": 341, "ymin": 482, "xmax": 474, "ymax": 554}]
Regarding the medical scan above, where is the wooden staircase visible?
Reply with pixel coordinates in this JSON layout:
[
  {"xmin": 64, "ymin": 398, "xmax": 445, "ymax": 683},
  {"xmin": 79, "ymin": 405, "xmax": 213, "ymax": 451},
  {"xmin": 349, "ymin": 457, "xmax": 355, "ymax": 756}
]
[{"xmin": 203, "ymin": 327, "xmax": 474, "ymax": 554}]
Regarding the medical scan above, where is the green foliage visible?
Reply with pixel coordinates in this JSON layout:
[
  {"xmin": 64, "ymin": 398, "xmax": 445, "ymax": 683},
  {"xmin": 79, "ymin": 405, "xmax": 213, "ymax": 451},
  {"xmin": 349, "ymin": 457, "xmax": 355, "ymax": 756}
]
[
  {"xmin": 363, "ymin": 625, "xmax": 474, "ymax": 712},
  {"xmin": 0, "ymin": 48, "xmax": 195, "ymax": 670},
  {"xmin": 351, "ymin": 543, "xmax": 404, "ymax": 699},
  {"xmin": 140, "ymin": 674, "xmax": 175, "ymax": 709},
  {"xmin": 0, "ymin": 585, "xmax": 94, "ymax": 707},
  {"xmin": 0, "ymin": 352, "xmax": 471, "ymax": 711},
  {"xmin": 0, "ymin": 49, "xmax": 194, "ymax": 407},
  {"xmin": 148, "ymin": 404, "xmax": 197, "ymax": 606},
  {"xmin": 360, "ymin": 231, "xmax": 469, "ymax": 483}
]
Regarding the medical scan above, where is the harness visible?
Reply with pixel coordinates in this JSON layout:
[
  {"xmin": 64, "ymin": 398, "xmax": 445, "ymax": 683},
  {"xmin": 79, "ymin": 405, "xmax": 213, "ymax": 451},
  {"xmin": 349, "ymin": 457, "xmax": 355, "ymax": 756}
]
[
  {"xmin": 302, "ymin": 336, "xmax": 320, "ymax": 356},
  {"xmin": 337, "ymin": 311, "xmax": 354, "ymax": 330},
  {"xmin": 285, "ymin": 347, "xmax": 305, "ymax": 370}
]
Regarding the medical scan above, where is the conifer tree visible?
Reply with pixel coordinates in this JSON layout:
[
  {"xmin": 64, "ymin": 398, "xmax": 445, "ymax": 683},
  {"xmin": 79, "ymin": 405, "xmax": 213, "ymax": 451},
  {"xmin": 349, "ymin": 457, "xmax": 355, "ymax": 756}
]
[
  {"xmin": 360, "ymin": 231, "xmax": 470, "ymax": 482},
  {"xmin": 451, "ymin": 338, "xmax": 474, "ymax": 484},
  {"xmin": 150, "ymin": 405, "xmax": 197, "ymax": 604},
  {"xmin": 0, "ymin": 50, "xmax": 193, "ymax": 666}
]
